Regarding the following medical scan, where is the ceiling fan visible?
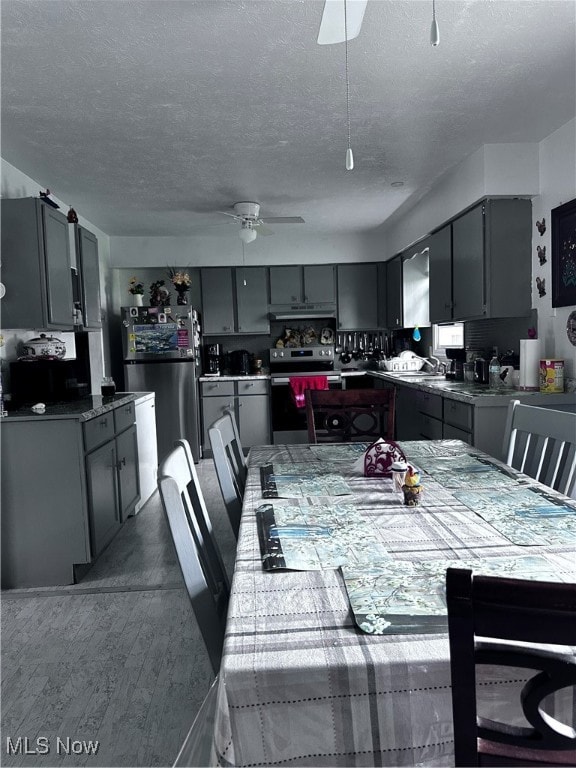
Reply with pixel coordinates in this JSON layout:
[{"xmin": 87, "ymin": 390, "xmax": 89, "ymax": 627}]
[
  {"xmin": 218, "ymin": 202, "xmax": 305, "ymax": 243},
  {"xmin": 317, "ymin": 0, "xmax": 367, "ymax": 45}
]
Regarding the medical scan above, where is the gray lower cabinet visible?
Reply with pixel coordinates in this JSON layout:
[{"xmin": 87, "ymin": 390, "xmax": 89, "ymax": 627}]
[
  {"xmin": 1, "ymin": 400, "xmax": 141, "ymax": 587},
  {"xmin": 84, "ymin": 402, "xmax": 140, "ymax": 557},
  {"xmin": 201, "ymin": 379, "xmax": 270, "ymax": 455}
]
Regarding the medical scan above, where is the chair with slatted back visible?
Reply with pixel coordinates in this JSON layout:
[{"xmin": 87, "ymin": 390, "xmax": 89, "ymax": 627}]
[
  {"xmin": 446, "ymin": 567, "xmax": 576, "ymax": 767},
  {"xmin": 305, "ymin": 387, "xmax": 396, "ymax": 443},
  {"xmin": 209, "ymin": 409, "xmax": 247, "ymax": 540},
  {"xmin": 502, "ymin": 399, "xmax": 576, "ymax": 497},
  {"xmin": 158, "ymin": 440, "xmax": 229, "ymax": 675}
]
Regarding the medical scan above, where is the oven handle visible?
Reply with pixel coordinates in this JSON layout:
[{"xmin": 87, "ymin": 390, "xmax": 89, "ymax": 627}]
[{"xmin": 271, "ymin": 376, "xmax": 342, "ymax": 385}]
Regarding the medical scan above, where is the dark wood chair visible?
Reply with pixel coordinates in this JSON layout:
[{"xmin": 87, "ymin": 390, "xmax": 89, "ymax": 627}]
[
  {"xmin": 305, "ymin": 387, "xmax": 396, "ymax": 443},
  {"xmin": 446, "ymin": 567, "xmax": 576, "ymax": 767}
]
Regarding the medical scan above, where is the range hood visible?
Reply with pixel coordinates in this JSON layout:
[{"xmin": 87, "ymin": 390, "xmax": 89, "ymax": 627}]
[{"xmin": 269, "ymin": 304, "xmax": 336, "ymax": 321}]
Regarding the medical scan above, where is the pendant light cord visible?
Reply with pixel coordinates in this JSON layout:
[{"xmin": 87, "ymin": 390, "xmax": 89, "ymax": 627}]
[
  {"xmin": 432, "ymin": 0, "xmax": 436, "ymax": 22},
  {"xmin": 344, "ymin": 0, "xmax": 351, "ymax": 156}
]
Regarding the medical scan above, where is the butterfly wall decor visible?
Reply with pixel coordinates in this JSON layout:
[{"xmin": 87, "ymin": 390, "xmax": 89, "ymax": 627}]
[
  {"xmin": 537, "ymin": 245, "xmax": 547, "ymax": 265},
  {"xmin": 536, "ymin": 218, "xmax": 546, "ymax": 236}
]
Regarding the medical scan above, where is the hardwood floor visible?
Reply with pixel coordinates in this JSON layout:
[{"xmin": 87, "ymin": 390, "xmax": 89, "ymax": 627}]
[{"xmin": 1, "ymin": 460, "xmax": 236, "ymax": 768}]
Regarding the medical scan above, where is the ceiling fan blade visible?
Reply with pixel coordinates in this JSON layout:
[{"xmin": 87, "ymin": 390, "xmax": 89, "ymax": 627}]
[
  {"xmin": 260, "ymin": 216, "xmax": 305, "ymax": 224},
  {"xmin": 317, "ymin": 0, "xmax": 367, "ymax": 45},
  {"xmin": 254, "ymin": 223, "xmax": 275, "ymax": 236},
  {"xmin": 217, "ymin": 210, "xmax": 241, "ymax": 219}
]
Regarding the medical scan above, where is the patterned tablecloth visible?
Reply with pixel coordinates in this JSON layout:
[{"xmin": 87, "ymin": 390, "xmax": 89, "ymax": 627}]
[{"xmin": 211, "ymin": 440, "xmax": 576, "ymax": 767}]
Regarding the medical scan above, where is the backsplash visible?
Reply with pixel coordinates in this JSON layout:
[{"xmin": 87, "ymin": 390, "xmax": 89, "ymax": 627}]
[{"xmin": 465, "ymin": 311, "xmax": 537, "ymax": 357}]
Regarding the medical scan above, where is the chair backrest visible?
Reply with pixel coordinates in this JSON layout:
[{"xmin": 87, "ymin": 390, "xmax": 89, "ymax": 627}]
[
  {"xmin": 446, "ymin": 567, "xmax": 576, "ymax": 767},
  {"xmin": 305, "ymin": 387, "xmax": 396, "ymax": 443},
  {"xmin": 502, "ymin": 399, "xmax": 576, "ymax": 497},
  {"xmin": 208, "ymin": 409, "xmax": 247, "ymax": 539},
  {"xmin": 158, "ymin": 440, "xmax": 230, "ymax": 675}
]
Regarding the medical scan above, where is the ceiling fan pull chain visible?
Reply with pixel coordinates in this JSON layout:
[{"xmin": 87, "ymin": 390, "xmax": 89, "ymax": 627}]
[
  {"xmin": 344, "ymin": 0, "xmax": 354, "ymax": 170},
  {"xmin": 430, "ymin": 0, "xmax": 440, "ymax": 46}
]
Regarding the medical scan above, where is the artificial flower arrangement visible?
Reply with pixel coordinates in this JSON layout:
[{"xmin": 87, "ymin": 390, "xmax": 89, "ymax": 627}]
[
  {"xmin": 168, "ymin": 269, "xmax": 192, "ymax": 304},
  {"xmin": 168, "ymin": 269, "xmax": 192, "ymax": 291},
  {"xmin": 128, "ymin": 277, "xmax": 144, "ymax": 295},
  {"xmin": 149, "ymin": 279, "xmax": 171, "ymax": 306}
]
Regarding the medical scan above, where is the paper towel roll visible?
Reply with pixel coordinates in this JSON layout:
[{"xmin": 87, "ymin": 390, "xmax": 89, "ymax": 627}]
[{"xmin": 519, "ymin": 339, "xmax": 541, "ymax": 390}]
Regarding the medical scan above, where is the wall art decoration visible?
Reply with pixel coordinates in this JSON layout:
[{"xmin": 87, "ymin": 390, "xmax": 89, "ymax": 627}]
[
  {"xmin": 567, "ymin": 310, "xmax": 576, "ymax": 347},
  {"xmin": 536, "ymin": 218, "xmax": 546, "ymax": 236},
  {"xmin": 552, "ymin": 197, "xmax": 576, "ymax": 307},
  {"xmin": 537, "ymin": 245, "xmax": 547, "ymax": 265},
  {"xmin": 536, "ymin": 277, "xmax": 546, "ymax": 298}
]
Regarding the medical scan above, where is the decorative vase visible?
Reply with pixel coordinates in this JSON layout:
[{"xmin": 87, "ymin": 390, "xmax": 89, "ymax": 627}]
[
  {"xmin": 133, "ymin": 293, "xmax": 143, "ymax": 307},
  {"xmin": 176, "ymin": 289, "xmax": 189, "ymax": 305}
]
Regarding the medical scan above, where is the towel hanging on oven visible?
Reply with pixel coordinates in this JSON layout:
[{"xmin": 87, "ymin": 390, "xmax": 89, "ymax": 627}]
[{"xmin": 289, "ymin": 376, "xmax": 329, "ymax": 408}]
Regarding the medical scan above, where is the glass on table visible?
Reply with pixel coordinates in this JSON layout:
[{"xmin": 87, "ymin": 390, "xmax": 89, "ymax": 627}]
[{"xmin": 391, "ymin": 461, "xmax": 408, "ymax": 496}]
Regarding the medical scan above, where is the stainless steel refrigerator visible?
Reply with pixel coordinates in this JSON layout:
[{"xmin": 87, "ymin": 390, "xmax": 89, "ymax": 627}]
[{"xmin": 122, "ymin": 305, "xmax": 202, "ymax": 463}]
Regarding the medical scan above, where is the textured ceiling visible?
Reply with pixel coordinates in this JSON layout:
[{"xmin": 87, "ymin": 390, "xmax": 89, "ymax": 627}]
[{"xmin": 1, "ymin": 0, "xmax": 575, "ymax": 237}]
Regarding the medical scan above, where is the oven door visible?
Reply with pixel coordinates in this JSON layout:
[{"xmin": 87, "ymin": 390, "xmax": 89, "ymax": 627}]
[{"xmin": 270, "ymin": 375, "xmax": 341, "ymax": 444}]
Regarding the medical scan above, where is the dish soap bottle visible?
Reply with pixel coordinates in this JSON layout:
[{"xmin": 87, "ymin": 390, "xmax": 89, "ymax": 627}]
[{"xmin": 488, "ymin": 349, "xmax": 500, "ymax": 389}]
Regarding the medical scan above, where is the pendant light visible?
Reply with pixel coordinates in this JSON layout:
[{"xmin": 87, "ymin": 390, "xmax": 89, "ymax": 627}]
[
  {"xmin": 344, "ymin": 0, "xmax": 354, "ymax": 170},
  {"xmin": 430, "ymin": 0, "xmax": 440, "ymax": 46}
]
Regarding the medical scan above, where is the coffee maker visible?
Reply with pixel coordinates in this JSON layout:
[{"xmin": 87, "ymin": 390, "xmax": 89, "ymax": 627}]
[
  {"xmin": 204, "ymin": 344, "xmax": 222, "ymax": 376},
  {"xmin": 445, "ymin": 348, "xmax": 466, "ymax": 381}
]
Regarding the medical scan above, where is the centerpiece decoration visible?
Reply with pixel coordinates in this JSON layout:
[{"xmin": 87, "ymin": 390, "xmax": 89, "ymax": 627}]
[
  {"xmin": 168, "ymin": 269, "xmax": 192, "ymax": 305},
  {"xmin": 149, "ymin": 279, "xmax": 171, "ymax": 307},
  {"xmin": 128, "ymin": 277, "xmax": 144, "ymax": 306}
]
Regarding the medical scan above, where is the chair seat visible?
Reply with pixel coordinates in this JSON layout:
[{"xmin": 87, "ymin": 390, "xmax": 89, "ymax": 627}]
[
  {"xmin": 479, "ymin": 738, "xmax": 576, "ymax": 766},
  {"xmin": 305, "ymin": 387, "xmax": 396, "ymax": 443}
]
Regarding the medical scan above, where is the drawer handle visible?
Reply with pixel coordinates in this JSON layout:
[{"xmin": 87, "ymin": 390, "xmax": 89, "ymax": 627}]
[
  {"xmin": 117, "ymin": 457, "xmax": 126, "ymax": 470},
  {"xmin": 247, "ymin": 382, "xmax": 254, "ymax": 388},
  {"xmin": 100, "ymin": 418, "xmax": 108, "ymax": 427}
]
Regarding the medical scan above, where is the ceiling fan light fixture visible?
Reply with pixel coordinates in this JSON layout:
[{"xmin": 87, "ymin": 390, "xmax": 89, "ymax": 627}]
[
  {"xmin": 430, "ymin": 0, "xmax": 440, "ymax": 46},
  {"xmin": 239, "ymin": 223, "xmax": 257, "ymax": 244}
]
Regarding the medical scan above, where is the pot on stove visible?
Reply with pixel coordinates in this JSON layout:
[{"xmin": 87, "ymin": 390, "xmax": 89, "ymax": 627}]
[{"xmin": 20, "ymin": 333, "xmax": 66, "ymax": 359}]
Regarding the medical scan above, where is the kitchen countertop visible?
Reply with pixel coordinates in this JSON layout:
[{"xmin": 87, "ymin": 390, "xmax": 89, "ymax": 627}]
[
  {"xmin": 367, "ymin": 370, "xmax": 576, "ymax": 407},
  {"xmin": 1, "ymin": 392, "xmax": 140, "ymax": 422},
  {"xmin": 199, "ymin": 374, "xmax": 270, "ymax": 382}
]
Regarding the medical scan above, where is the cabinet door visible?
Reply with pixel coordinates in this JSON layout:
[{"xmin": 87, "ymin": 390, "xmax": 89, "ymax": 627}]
[
  {"xmin": 386, "ymin": 258, "xmax": 403, "ymax": 329},
  {"xmin": 236, "ymin": 267, "xmax": 270, "ymax": 333},
  {"xmin": 337, "ymin": 264, "xmax": 378, "ymax": 330},
  {"xmin": 377, "ymin": 263, "xmax": 388, "ymax": 328},
  {"xmin": 452, "ymin": 204, "xmax": 485, "ymax": 320},
  {"xmin": 202, "ymin": 395, "xmax": 235, "ymax": 454},
  {"xmin": 76, "ymin": 226, "xmax": 102, "ymax": 329},
  {"xmin": 43, "ymin": 205, "xmax": 74, "ymax": 328},
  {"xmin": 270, "ymin": 266, "xmax": 301, "ymax": 303},
  {"xmin": 116, "ymin": 425, "xmax": 140, "ymax": 521},
  {"xmin": 303, "ymin": 265, "xmax": 335, "ymax": 303},
  {"xmin": 201, "ymin": 268, "xmax": 235, "ymax": 334},
  {"xmin": 238, "ymin": 394, "xmax": 270, "ymax": 448},
  {"xmin": 395, "ymin": 385, "xmax": 420, "ymax": 440},
  {"xmin": 428, "ymin": 225, "xmax": 452, "ymax": 324},
  {"xmin": 85, "ymin": 441, "xmax": 121, "ymax": 557}
]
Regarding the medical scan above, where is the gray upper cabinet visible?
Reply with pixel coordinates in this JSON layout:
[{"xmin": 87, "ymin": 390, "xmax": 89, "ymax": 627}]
[
  {"xmin": 201, "ymin": 266, "xmax": 269, "ymax": 334},
  {"xmin": 452, "ymin": 204, "xmax": 485, "ymax": 320},
  {"xmin": 431, "ymin": 198, "xmax": 532, "ymax": 322},
  {"xmin": 76, "ymin": 225, "xmax": 102, "ymax": 329},
  {"xmin": 1, "ymin": 198, "xmax": 74, "ymax": 329},
  {"xmin": 385, "ymin": 257, "xmax": 403, "ymax": 330},
  {"xmin": 428, "ymin": 225, "xmax": 452, "ymax": 324},
  {"xmin": 269, "ymin": 265, "xmax": 335, "ymax": 304},
  {"xmin": 337, "ymin": 263, "xmax": 378, "ymax": 329},
  {"xmin": 235, "ymin": 267, "xmax": 270, "ymax": 333},
  {"xmin": 402, "ymin": 239, "xmax": 430, "ymax": 329},
  {"xmin": 201, "ymin": 268, "xmax": 236, "ymax": 334}
]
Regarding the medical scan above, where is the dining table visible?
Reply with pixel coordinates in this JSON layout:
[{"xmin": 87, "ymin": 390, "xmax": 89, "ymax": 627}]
[{"xmin": 209, "ymin": 439, "xmax": 576, "ymax": 767}]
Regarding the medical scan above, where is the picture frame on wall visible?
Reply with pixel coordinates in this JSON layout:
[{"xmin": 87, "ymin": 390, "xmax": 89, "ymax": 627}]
[{"xmin": 551, "ymin": 197, "xmax": 576, "ymax": 307}]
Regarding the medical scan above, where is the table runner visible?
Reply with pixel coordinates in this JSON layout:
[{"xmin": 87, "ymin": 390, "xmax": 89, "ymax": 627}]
[{"xmin": 212, "ymin": 440, "xmax": 576, "ymax": 767}]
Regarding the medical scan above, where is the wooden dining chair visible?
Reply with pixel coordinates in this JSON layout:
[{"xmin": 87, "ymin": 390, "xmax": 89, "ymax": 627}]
[
  {"xmin": 502, "ymin": 400, "xmax": 576, "ymax": 497},
  {"xmin": 208, "ymin": 409, "xmax": 247, "ymax": 539},
  {"xmin": 158, "ymin": 440, "xmax": 230, "ymax": 675},
  {"xmin": 446, "ymin": 567, "xmax": 576, "ymax": 767},
  {"xmin": 305, "ymin": 387, "xmax": 396, "ymax": 443}
]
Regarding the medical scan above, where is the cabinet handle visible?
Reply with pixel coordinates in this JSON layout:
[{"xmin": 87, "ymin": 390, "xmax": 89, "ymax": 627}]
[
  {"xmin": 303, "ymin": 295, "xmax": 308, "ymax": 302},
  {"xmin": 247, "ymin": 382, "xmax": 254, "ymax": 388},
  {"xmin": 223, "ymin": 326, "xmax": 232, "ymax": 331},
  {"xmin": 100, "ymin": 418, "xmax": 108, "ymax": 428},
  {"xmin": 117, "ymin": 457, "xmax": 126, "ymax": 470},
  {"xmin": 238, "ymin": 326, "xmax": 242, "ymax": 331}
]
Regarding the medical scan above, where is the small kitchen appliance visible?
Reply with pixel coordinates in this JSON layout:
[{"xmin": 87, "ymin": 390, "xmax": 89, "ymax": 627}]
[
  {"xmin": 229, "ymin": 349, "xmax": 251, "ymax": 376},
  {"xmin": 10, "ymin": 359, "xmax": 90, "ymax": 403},
  {"xmin": 204, "ymin": 343, "xmax": 222, "ymax": 376},
  {"xmin": 445, "ymin": 348, "xmax": 466, "ymax": 380}
]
